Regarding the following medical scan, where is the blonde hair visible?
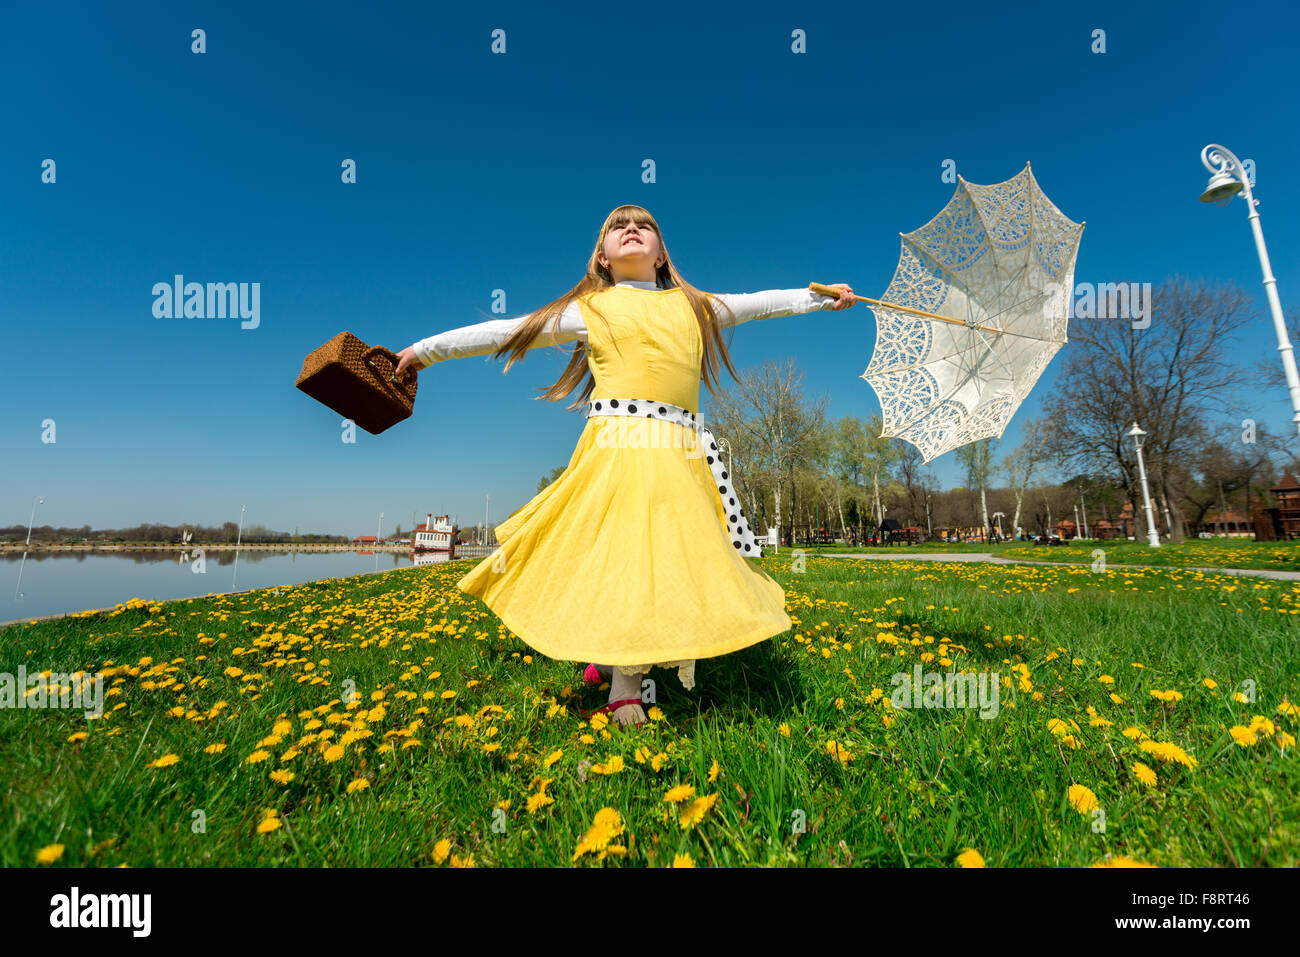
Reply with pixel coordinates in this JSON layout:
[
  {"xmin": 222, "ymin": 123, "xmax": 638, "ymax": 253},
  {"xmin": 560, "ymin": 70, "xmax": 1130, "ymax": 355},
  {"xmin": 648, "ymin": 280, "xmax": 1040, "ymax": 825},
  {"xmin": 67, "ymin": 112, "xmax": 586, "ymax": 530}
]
[{"xmin": 488, "ymin": 205, "xmax": 743, "ymax": 411}]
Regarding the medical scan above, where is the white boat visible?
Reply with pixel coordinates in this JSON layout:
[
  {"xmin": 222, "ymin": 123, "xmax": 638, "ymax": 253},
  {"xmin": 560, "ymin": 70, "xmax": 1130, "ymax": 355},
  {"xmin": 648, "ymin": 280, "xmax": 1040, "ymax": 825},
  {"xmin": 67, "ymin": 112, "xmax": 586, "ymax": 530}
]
[{"xmin": 412, "ymin": 513, "xmax": 457, "ymax": 553}]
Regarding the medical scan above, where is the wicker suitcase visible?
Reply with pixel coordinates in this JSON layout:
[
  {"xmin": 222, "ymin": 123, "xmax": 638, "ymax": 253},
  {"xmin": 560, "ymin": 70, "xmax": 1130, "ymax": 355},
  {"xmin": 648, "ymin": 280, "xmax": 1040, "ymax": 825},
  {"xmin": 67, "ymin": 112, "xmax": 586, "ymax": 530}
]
[{"xmin": 295, "ymin": 331, "xmax": 418, "ymax": 434}]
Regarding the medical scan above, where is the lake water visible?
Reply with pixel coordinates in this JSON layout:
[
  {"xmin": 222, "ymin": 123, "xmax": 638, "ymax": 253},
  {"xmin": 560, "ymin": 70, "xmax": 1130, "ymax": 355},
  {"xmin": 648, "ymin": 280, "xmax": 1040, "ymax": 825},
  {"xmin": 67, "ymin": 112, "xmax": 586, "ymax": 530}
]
[{"xmin": 0, "ymin": 549, "xmax": 482, "ymax": 627}]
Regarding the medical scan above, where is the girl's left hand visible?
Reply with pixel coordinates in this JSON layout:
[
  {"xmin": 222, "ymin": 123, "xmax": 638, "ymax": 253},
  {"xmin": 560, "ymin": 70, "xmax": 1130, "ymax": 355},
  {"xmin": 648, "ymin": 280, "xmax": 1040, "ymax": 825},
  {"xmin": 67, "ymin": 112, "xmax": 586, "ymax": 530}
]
[{"xmin": 824, "ymin": 283, "xmax": 857, "ymax": 310}]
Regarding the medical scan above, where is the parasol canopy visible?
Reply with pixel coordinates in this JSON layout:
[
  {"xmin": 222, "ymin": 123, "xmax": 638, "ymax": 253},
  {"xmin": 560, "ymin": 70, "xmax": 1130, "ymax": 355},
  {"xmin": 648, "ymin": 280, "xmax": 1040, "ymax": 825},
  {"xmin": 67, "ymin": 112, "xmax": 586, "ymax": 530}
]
[{"xmin": 818, "ymin": 163, "xmax": 1084, "ymax": 463}]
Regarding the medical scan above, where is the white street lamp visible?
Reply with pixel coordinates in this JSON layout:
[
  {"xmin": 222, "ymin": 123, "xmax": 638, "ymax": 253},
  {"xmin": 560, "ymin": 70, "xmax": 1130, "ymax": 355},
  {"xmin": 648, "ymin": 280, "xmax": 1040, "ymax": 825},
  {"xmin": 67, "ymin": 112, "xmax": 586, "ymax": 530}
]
[
  {"xmin": 377, "ymin": 511, "xmax": 384, "ymax": 545},
  {"xmin": 1200, "ymin": 143, "xmax": 1300, "ymax": 437},
  {"xmin": 992, "ymin": 510, "xmax": 1005, "ymax": 540},
  {"xmin": 1127, "ymin": 423, "xmax": 1161, "ymax": 548},
  {"xmin": 233, "ymin": 504, "xmax": 246, "ymax": 589},
  {"xmin": 25, "ymin": 496, "xmax": 45, "ymax": 546}
]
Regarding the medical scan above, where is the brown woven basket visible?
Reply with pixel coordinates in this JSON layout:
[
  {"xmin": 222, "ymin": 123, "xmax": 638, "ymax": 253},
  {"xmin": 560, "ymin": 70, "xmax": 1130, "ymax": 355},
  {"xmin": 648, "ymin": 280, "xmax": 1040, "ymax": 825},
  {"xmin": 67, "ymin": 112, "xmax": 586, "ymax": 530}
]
[{"xmin": 295, "ymin": 331, "xmax": 418, "ymax": 435}]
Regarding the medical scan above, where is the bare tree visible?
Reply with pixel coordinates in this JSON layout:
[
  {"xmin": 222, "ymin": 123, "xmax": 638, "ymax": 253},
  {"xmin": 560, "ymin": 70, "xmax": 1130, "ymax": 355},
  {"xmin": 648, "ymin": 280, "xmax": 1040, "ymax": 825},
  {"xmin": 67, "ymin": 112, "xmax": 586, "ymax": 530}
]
[
  {"xmin": 709, "ymin": 357, "xmax": 828, "ymax": 545},
  {"xmin": 955, "ymin": 438, "xmax": 995, "ymax": 539},
  {"xmin": 1043, "ymin": 276, "xmax": 1255, "ymax": 543},
  {"xmin": 999, "ymin": 417, "xmax": 1048, "ymax": 537}
]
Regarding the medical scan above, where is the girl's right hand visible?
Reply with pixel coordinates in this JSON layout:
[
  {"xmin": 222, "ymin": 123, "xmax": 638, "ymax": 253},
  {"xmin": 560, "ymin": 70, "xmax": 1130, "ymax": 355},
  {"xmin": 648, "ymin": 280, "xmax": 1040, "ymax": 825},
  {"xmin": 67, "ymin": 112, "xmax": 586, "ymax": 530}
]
[{"xmin": 394, "ymin": 346, "xmax": 421, "ymax": 377}]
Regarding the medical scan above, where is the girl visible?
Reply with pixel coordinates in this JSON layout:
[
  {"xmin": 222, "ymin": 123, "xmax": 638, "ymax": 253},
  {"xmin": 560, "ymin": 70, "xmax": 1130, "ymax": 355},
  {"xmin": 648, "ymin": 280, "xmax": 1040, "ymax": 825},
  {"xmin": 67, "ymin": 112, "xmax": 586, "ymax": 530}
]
[{"xmin": 394, "ymin": 205, "xmax": 856, "ymax": 726}]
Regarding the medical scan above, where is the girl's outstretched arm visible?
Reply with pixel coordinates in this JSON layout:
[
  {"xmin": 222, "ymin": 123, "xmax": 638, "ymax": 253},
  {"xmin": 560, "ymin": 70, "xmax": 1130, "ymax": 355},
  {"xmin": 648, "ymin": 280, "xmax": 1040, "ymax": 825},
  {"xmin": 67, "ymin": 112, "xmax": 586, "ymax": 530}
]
[
  {"xmin": 394, "ymin": 303, "xmax": 588, "ymax": 375},
  {"xmin": 711, "ymin": 284, "xmax": 856, "ymax": 328}
]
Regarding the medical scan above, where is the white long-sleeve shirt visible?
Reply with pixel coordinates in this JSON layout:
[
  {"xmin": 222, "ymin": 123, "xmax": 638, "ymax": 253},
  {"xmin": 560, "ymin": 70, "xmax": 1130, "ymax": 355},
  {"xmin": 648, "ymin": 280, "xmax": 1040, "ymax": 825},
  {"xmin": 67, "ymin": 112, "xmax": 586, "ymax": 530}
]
[{"xmin": 408, "ymin": 280, "xmax": 838, "ymax": 368}]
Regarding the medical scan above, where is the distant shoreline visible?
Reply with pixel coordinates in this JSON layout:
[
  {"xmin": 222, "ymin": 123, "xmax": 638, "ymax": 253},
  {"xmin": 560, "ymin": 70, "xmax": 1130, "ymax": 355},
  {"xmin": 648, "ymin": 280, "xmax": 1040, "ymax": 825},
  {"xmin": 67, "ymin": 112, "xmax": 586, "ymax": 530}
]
[{"xmin": 1, "ymin": 542, "xmax": 431, "ymax": 553}]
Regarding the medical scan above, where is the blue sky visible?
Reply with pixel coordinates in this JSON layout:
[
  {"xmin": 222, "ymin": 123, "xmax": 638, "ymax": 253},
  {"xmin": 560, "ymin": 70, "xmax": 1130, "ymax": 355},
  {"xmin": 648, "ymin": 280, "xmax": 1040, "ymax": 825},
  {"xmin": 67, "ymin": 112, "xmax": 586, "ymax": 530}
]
[{"xmin": 3, "ymin": 0, "xmax": 1298, "ymax": 537}]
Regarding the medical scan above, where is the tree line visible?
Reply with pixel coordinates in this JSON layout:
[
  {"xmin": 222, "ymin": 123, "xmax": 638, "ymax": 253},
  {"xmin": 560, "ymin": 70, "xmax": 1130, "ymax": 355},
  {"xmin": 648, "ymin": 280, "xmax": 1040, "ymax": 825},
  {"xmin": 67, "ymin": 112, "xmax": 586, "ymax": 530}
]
[
  {"xmin": 580, "ymin": 275, "xmax": 1300, "ymax": 545},
  {"xmin": 1, "ymin": 522, "xmax": 351, "ymax": 545}
]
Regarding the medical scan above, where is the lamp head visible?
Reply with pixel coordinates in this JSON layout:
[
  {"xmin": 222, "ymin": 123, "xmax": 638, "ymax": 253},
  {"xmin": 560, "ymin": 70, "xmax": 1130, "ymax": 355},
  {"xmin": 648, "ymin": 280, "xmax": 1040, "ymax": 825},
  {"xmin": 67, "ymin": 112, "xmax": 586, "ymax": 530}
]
[
  {"xmin": 1127, "ymin": 422, "xmax": 1146, "ymax": 448},
  {"xmin": 1199, "ymin": 170, "xmax": 1242, "ymax": 205}
]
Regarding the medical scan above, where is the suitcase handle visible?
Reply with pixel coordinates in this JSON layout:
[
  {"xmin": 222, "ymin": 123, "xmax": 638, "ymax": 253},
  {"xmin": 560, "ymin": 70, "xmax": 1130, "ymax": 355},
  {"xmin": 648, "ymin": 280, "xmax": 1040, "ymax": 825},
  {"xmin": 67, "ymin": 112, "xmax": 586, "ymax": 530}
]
[{"xmin": 361, "ymin": 345, "xmax": 416, "ymax": 397}]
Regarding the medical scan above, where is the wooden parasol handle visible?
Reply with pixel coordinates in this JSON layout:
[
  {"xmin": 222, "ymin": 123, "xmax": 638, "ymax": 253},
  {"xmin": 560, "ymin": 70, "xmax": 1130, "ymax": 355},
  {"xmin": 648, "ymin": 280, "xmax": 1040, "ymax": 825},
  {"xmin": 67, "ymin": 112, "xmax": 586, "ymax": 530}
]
[{"xmin": 809, "ymin": 282, "xmax": 1005, "ymax": 335}]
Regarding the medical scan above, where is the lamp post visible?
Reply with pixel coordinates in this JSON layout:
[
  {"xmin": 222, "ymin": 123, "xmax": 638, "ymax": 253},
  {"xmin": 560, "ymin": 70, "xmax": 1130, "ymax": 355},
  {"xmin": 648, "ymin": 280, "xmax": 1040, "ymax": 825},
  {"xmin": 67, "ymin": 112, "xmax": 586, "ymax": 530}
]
[
  {"xmin": 1200, "ymin": 143, "xmax": 1300, "ymax": 437},
  {"xmin": 233, "ymin": 504, "xmax": 246, "ymax": 589},
  {"xmin": 25, "ymin": 495, "xmax": 44, "ymax": 546},
  {"xmin": 925, "ymin": 493, "xmax": 932, "ymax": 537},
  {"xmin": 1080, "ymin": 495, "xmax": 1089, "ymax": 539},
  {"xmin": 1127, "ymin": 423, "xmax": 1161, "ymax": 548}
]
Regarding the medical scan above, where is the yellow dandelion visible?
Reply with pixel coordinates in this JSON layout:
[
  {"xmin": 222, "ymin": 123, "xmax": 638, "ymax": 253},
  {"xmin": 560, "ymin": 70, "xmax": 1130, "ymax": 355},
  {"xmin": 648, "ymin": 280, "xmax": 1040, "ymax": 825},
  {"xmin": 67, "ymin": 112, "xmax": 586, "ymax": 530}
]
[
  {"xmin": 1131, "ymin": 762, "xmax": 1157, "ymax": 787},
  {"xmin": 1248, "ymin": 715, "xmax": 1276, "ymax": 738},
  {"xmin": 573, "ymin": 807, "xmax": 625, "ymax": 861},
  {"xmin": 346, "ymin": 778, "xmax": 370, "ymax": 794},
  {"xmin": 678, "ymin": 793, "xmax": 720, "ymax": 830},
  {"xmin": 36, "ymin": 844, "xmax": 65, "ymax": 865},
  {"xmin": 543, "ymin": 748, "xmax": 563, "ymax": 769},
  {"xmin": 955, "ymin": 848, "xmax": 985, "ymax": 868},
  {"xmin": 1277, "ymin": 699, "xmax": 1299, "ymax": 720},
  {"xmin": 527, "ymin": 790, "xmax": 555, "ymax": 814},
  {"xmin": 256, "ymin": 816, "xmax": 282, "ymax": 834},
  {"xmin": 647, "ymin": 706, "xmax": 665, "ymax": 721},
  {"xmin": 590, "ymin": 755, "xmax": 624, "ymax": 774},
  {"xmin": 663, "ymin": 784, "xmax": 695, "ymax": 804},
  {"xmin": 147, "ymin": 753, "xmax": 180, "ymax": 769},
  {"xmin": 1090, "ymin": 855, "xmax": 1157, "ymax": 868},
  {"xmin": 707, "ymin": 760, "xmax": 720, "ymax": 783},
  {"xmin": 778, "ymin": 722, "xmax": 791, "ymax": 737},
  {"xmin": 1228, "ymin": 725, "xmax": 1258, "ymax": 747},
  {"xmin": 244, "ymin": 750, "xmax": 270, "ymax": 765},
  {"xmin": 1066, "ymin": 784, "xmax": 1099, "ymax": 815},
  {"xmin": 1202, "ymin": 678, "xmax": 1218, "ymax": 690},
  {"xmin": 269, "ymin": 769, "xmax": 295, "ymax": 785},
  {"xmin": 432, "ymin": 839, "xmax": 452, "ymax": 864},
  {"xmin": 449, "ymin": 853, "xmax": 476, "ymax": 868},
  {"xmin": 671, "ymin": 853, "xmax": 695, "ymax": 868},
  {"xmin": 322, "ymin": 744, "xmax": 345, "ymax": 763},
  {"xmin": 1139, "ymin": 740, "xmax": 1198, "ymax": 768},
  {"xmin": 824, "ymin": 740, "xmax": 854, "ymax": 765},
  {"xmin": 204, "ymin": 742, "xmax": 227, "ymax": 754}
]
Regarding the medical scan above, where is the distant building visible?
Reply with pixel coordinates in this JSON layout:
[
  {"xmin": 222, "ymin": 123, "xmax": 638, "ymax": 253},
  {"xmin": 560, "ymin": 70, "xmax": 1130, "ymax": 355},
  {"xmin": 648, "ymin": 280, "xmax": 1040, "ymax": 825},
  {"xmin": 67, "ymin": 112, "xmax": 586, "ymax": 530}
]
[
  {"xmin": 412, "ymin": 513, "xmax": 457, "ymax": 553},
  {"xmin": 1252, "ymin": 473, "xmax": 1300, "ymax": 541}
]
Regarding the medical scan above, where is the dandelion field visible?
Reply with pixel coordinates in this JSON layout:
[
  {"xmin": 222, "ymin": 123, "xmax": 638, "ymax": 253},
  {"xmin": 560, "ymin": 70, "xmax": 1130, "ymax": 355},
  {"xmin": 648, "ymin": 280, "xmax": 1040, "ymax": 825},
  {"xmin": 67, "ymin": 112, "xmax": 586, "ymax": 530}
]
[{"xmin": 3, "ymin": 554, "xmax": 1297, "ymax": 868}]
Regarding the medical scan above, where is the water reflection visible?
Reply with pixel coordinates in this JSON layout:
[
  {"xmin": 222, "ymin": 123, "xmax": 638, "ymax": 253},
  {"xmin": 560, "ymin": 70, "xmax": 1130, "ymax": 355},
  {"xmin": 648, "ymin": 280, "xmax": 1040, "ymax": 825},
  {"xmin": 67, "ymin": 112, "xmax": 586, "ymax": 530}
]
[{"xmin": 0, "ymin": 547, "xmax": 489, "ymax": 627}]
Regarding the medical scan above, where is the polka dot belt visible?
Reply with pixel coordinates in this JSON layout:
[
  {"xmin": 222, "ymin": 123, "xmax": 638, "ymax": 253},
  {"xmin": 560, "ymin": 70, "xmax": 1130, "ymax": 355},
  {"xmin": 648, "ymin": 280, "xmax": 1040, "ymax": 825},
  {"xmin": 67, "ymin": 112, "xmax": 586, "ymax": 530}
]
[{"xmin": 585, "ymin": 397, "xmax": 763, "ymax": 557}]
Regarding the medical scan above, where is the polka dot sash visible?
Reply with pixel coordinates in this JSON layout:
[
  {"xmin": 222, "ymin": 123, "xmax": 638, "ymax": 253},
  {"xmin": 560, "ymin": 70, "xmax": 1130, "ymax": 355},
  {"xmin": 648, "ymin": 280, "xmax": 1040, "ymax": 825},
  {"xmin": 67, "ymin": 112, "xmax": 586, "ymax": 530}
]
[{"xmin": 585, "ymin": 397, "xmax": 764, "ymax": 557}]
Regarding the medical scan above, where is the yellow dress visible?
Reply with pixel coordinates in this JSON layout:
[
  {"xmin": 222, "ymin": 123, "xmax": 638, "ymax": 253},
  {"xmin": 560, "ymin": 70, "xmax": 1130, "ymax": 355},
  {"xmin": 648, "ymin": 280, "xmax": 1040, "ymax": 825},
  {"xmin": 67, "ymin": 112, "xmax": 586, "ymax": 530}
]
[{"xmin": 455, "ymin": 284, "xmax": 792, "ymax": 687}]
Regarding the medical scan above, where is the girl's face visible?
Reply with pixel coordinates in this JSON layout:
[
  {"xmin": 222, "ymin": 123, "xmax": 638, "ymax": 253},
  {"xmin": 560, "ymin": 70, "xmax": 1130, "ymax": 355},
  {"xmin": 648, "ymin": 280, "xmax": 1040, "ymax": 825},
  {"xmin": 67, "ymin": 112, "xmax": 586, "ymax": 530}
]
[{"xmin": 599, "ymin": 214, "xmax": 665, "ymax": 279}]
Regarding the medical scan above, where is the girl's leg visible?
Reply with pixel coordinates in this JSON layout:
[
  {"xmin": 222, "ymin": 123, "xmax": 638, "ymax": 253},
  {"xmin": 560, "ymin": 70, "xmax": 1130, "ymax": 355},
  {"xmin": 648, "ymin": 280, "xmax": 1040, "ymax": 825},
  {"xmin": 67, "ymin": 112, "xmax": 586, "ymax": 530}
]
[{"xmin": 608, "ymin": 667, "xmax": 646, "ymax": 725}]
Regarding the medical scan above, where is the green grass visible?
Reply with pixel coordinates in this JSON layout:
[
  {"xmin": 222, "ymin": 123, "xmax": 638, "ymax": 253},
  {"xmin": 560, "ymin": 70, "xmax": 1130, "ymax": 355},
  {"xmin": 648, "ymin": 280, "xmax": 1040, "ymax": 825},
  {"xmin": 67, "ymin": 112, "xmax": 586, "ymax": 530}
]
[
  {"xmin": 2, "ymin": 554, "xmax": 1297, "ymax": 867},
  {"xmin": 802, "ymin": 538, "xmax": 1300, "ymax": 572}
]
